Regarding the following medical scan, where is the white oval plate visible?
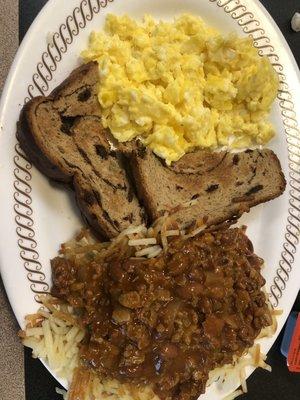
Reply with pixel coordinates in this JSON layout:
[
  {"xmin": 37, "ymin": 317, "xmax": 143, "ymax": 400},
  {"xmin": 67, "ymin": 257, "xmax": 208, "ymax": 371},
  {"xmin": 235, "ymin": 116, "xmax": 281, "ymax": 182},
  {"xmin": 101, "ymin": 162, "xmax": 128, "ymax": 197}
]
[{"xmin": 0, "ymin": 0, "xmax": 300, "ymax": 398}]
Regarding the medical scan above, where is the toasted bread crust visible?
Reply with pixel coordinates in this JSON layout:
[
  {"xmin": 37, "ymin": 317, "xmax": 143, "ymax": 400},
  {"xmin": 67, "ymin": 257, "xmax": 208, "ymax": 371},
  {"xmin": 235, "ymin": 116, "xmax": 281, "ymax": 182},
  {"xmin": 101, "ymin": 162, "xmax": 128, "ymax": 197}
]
[
  {"xmin": 50, "ymin": 61, "xmax": 99, "ymax": 98},
  {"xmin": 17, "ymin": 62, "xmax": 144, "ymax": 239},
  {"xmin": 130, "ymin": 147, "xmax": 286, "ymax": 229},
  {"xmin": 18, "ymin": 97, "xmax": 72, "ymax": 182}
]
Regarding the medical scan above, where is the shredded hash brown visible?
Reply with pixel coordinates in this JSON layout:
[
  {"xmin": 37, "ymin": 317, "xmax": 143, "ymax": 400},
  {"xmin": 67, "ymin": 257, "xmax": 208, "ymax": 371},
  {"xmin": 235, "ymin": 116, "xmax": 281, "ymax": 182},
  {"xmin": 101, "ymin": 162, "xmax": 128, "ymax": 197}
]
[{"xmin": 20, "ymin": 216, "xmax": 280, "ymax": 400}]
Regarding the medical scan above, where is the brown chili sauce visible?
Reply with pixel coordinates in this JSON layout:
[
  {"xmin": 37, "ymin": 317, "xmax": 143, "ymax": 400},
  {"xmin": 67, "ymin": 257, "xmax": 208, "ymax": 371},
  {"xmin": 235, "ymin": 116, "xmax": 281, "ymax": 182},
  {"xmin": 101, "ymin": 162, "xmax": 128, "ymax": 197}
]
[{"xmin": 51, "ymin": 228, "xmax": 272, "ymax": 400}]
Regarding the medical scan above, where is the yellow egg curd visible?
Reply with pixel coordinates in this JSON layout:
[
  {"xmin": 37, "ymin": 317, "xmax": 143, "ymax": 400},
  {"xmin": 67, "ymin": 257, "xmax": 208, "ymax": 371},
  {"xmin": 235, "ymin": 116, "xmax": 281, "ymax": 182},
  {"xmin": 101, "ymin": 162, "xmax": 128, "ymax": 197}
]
[{"xmin": 81, "ymin": 14, "xmax": 279, "ymax": 165}]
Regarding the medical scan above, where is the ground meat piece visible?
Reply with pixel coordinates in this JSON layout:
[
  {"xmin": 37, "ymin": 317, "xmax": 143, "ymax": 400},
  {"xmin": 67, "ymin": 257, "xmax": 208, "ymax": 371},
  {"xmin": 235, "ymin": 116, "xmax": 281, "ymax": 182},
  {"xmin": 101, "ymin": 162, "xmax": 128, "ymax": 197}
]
[{"xmin": 119, "ymin": 291, "xmax": 142, "ymax": 309}]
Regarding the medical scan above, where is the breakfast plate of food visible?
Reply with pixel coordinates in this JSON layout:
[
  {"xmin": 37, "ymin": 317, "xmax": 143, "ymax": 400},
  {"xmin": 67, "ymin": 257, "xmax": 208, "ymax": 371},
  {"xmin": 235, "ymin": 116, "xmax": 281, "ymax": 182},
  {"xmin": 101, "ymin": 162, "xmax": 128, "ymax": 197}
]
[{"xmin": 0, "ymin": 0, "xmax": 300, "ymax": 399}]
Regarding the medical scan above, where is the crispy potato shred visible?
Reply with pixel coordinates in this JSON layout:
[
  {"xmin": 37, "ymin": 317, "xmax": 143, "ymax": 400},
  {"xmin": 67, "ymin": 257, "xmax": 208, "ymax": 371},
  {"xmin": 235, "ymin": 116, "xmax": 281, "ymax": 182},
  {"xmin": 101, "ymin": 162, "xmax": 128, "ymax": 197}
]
[{"xmin": 20, "ymin": 217, "xmax": 279, "ymax": 400}]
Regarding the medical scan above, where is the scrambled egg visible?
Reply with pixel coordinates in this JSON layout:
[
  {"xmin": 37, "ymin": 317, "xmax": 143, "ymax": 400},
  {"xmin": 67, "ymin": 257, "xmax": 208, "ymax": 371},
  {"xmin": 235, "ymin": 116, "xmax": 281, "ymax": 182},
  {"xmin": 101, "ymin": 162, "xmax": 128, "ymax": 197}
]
[{"xmin": 82, "ymin": 14, "xmax": 279, "ymax": 165}]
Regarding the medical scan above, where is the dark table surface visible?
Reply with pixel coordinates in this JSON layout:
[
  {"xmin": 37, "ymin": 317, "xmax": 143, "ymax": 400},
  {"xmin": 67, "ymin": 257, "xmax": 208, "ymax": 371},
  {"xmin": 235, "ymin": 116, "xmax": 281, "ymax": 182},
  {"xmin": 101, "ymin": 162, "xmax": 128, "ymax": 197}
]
[{"xmin": 20, "ymin": 1, "xmax": 300, "ymax": 399}]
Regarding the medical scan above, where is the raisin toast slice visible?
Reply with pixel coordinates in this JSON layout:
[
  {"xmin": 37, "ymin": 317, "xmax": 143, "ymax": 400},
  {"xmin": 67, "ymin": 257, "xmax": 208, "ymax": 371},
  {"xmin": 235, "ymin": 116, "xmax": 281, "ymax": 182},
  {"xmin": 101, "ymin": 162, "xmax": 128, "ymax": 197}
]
[
  {"xmin": 17, "ymin": 61, "xmax": 145, "ymax": 238},
  {"xmin": 130, "ymin": 146, "xmax": 286, "ymax": 229}
]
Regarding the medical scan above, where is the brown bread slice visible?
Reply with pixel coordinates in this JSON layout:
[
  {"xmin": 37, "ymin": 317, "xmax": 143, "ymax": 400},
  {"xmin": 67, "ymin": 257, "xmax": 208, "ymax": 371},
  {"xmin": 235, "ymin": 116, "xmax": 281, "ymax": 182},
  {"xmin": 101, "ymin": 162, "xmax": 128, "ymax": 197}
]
[
  {"xmin": 17, "ymin": 61, "xmax": 145, "ymax": 238},
  {"xmin": 130, "ymin": 146, "xmax": 286, "ymax": 229}
]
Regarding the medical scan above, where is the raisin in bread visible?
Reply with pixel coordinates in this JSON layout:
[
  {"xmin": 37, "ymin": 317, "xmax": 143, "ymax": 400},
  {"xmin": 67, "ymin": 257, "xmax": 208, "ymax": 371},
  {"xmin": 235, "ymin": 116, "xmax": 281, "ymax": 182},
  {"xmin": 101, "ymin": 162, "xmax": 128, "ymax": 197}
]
[
  {"xmin": 17, "ymin": 62, "xmax": 145, "ymax": 238},
  {"xmin": 130, "ymin": 145, "xmax": 286, "ymax": 229}
]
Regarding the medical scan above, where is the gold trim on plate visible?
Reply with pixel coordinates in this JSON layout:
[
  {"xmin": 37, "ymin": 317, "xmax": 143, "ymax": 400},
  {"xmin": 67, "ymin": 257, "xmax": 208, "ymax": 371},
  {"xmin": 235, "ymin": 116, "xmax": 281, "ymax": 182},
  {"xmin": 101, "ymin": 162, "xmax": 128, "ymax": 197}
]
[
  {"xmin": 14, "ymin": 0, "xmax": 115, "ymax": 302},
  {"xmin": 210, "ymin": 0, "xmax": 300, "ymax": 307},
  {"xmin": 14, "ymin": 143, "xmax": 50, "ymax": 302}
]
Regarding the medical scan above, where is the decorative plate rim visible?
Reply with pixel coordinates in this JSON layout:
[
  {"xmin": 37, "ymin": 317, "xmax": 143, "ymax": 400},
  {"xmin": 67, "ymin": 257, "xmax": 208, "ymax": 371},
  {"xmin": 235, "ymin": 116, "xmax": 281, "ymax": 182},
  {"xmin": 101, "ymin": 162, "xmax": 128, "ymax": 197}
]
[
  {"xmin": 0, "ymin": 0, "xmax": 297, "ymax": 396},
  {"xmin": 12, "ymin": 0, "xmax": 300, "ymax": 307}
]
